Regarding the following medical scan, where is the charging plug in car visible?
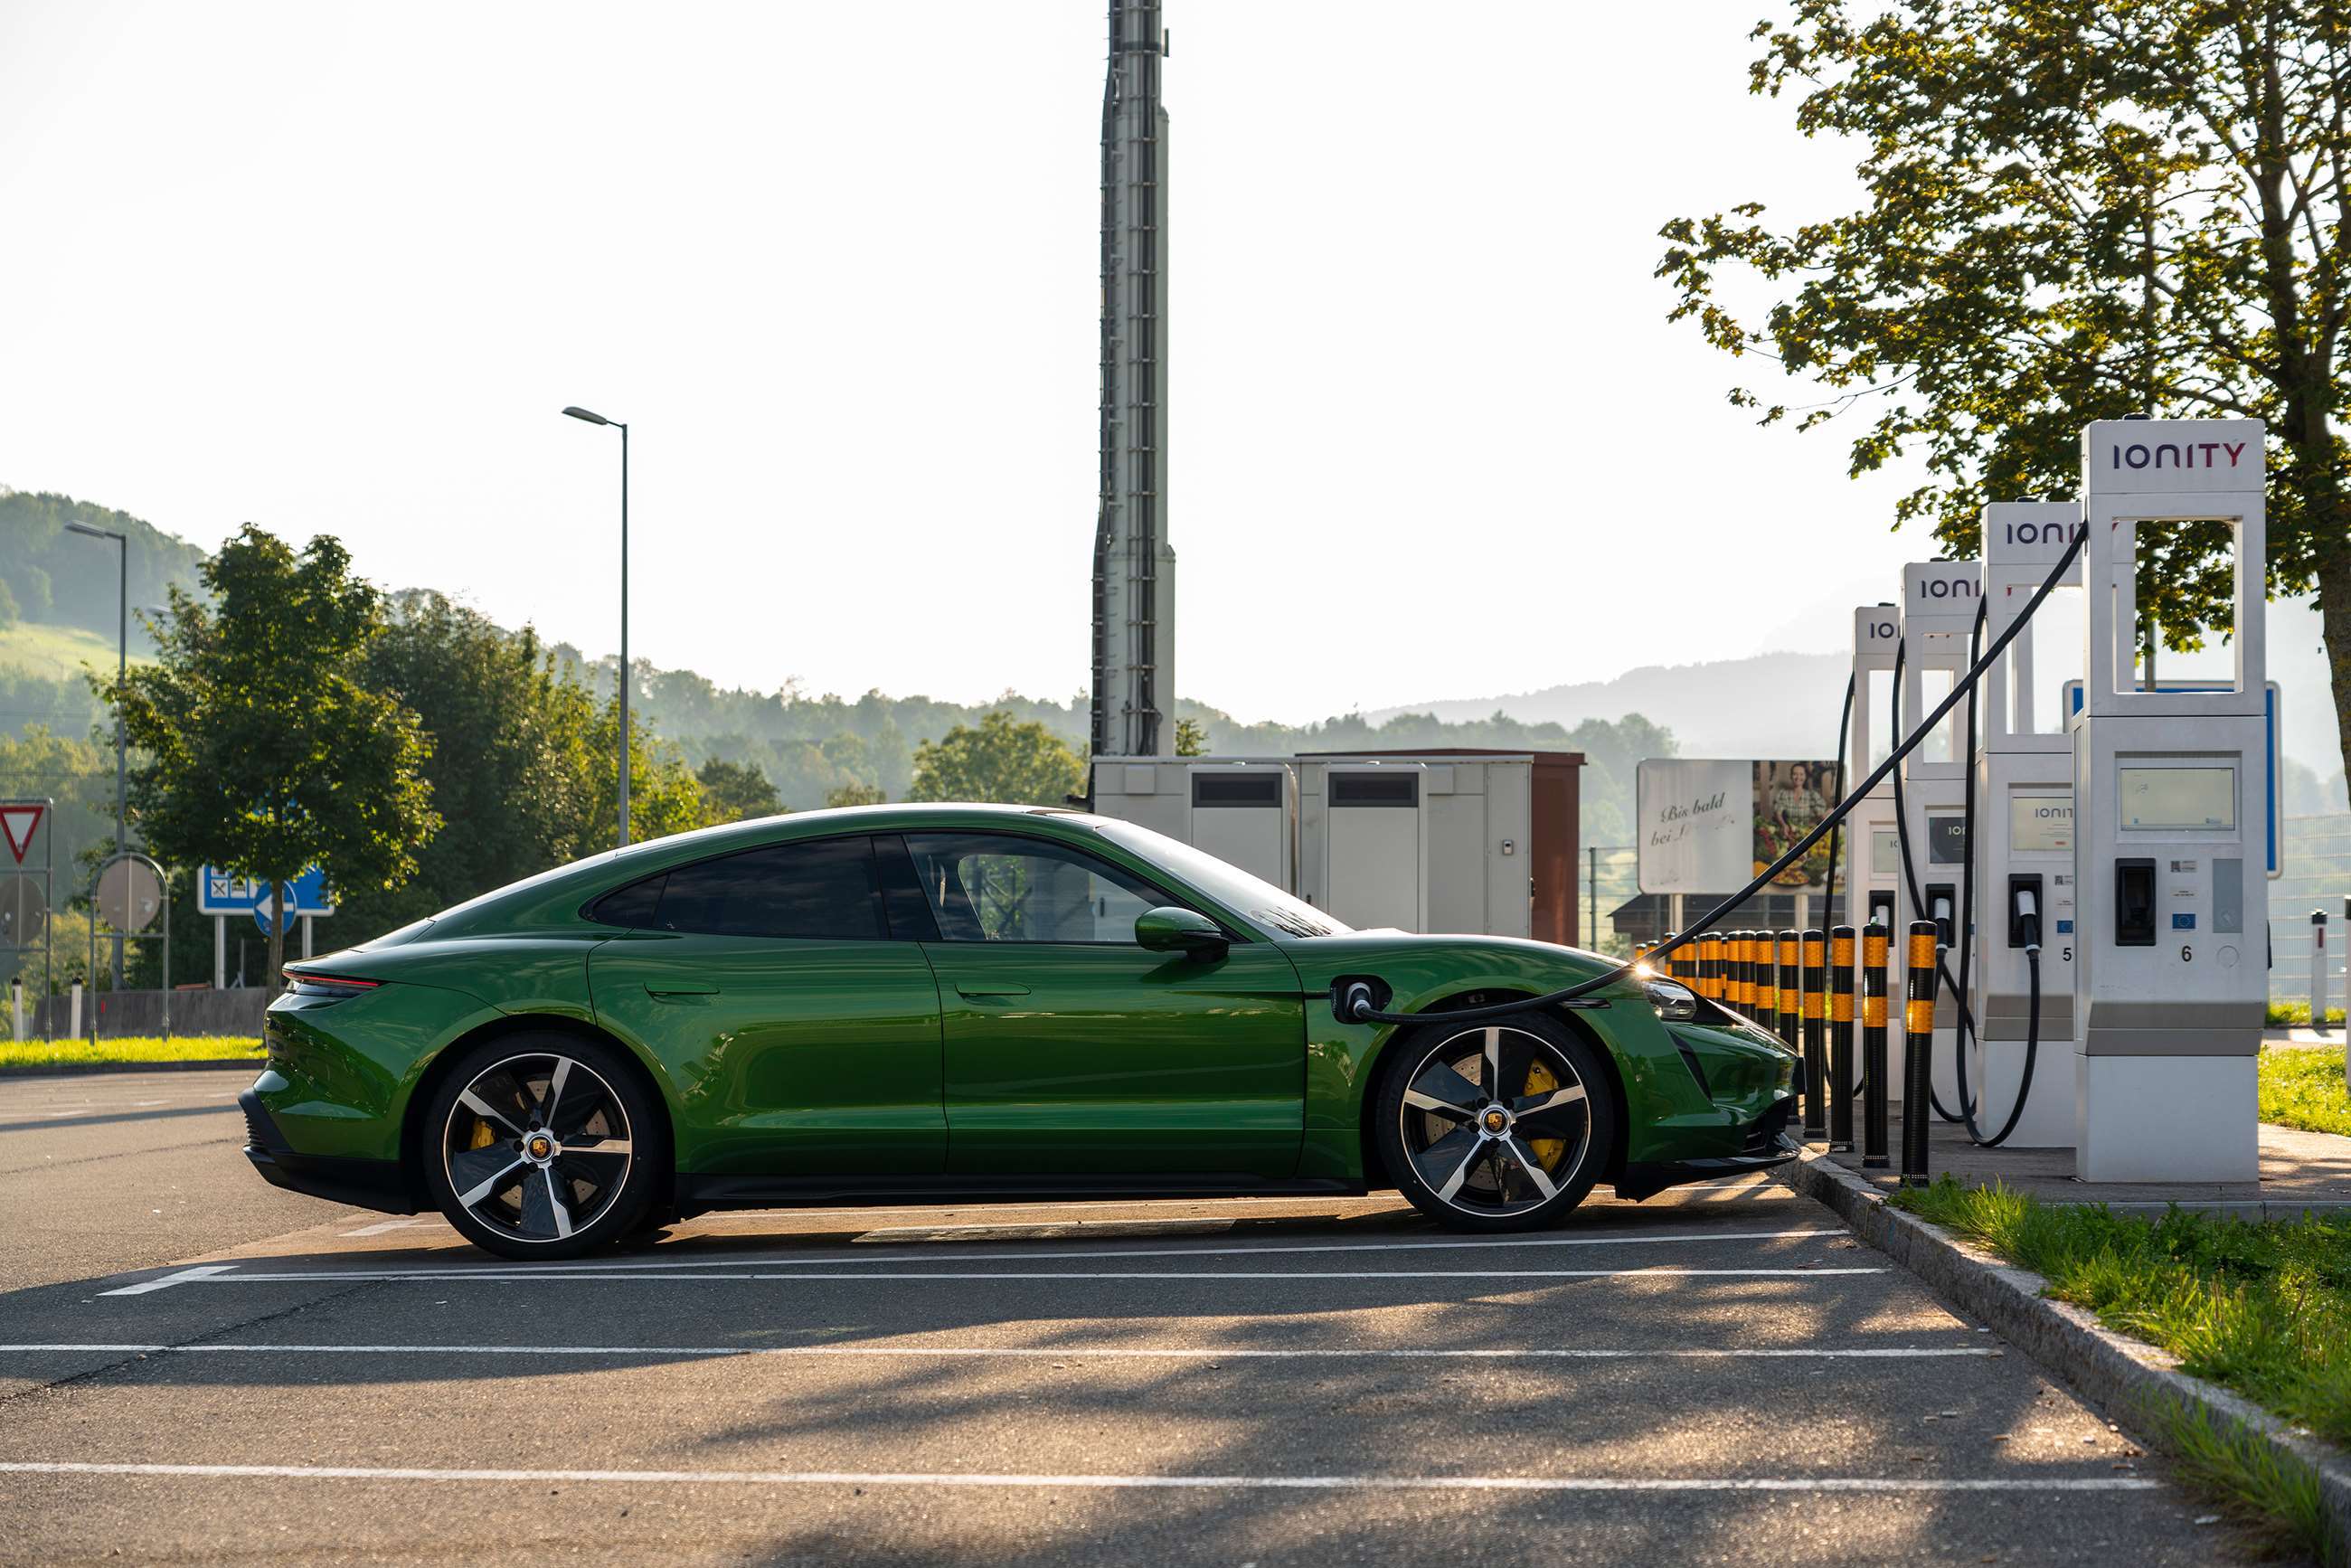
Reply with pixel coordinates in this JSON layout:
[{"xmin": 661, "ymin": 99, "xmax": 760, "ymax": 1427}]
[
  {"xmin": 1334, "ymin": 978, "xmax": 1389, "ymax": 1025},
  {"xmin": 1928, "ymin": 885, "xmax": 1957, "ymax": 950}
]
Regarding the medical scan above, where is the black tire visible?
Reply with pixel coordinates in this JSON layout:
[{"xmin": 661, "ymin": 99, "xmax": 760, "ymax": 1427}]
[
  {"xmin": 1373, "ymin": 1012, "xmax": 1618, "ymax": 1233},
  {"xmin": 420, "ymin": 1033, "xmax": 666, "ymax": 1261}
]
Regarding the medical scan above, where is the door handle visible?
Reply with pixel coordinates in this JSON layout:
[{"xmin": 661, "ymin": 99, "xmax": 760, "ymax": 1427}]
[
  {"xmin": 644, "ymin": 981, "xmax": 720, "ymax": 998},
  {"xmin": 955, "ymin": 983, "xmax": 1030, "ymax": 999}
]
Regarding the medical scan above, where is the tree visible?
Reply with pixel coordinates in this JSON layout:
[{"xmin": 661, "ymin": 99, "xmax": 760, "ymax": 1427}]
[
  {"xmin": 1174, "ymin": 716, "xmax": 1207, "ymax": 756},
  {"xmin": 906, "ymin": 711, "xmax": 1087, "ymax": 807},
  {"xmin": 336, "ymin": 592, "xmax": 600, "ymax": 937},
  {"xmin": 110, "ymin": 526, "xmax": 439, "ymax": 987},
  {"xmin": 824, "ymin": 782, "xmax": 887, "ymax": 808},
  {"xmin": 1657, "ymin": 0, "xmax": 2351, "ymax": 773},
  {"xmin": 696, "ymin": 757, "xmax": 782, "ymax": 822}
]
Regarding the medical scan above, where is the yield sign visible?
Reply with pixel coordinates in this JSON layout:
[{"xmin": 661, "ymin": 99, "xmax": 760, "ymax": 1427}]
[{"xmin": 0, "ymin": 804, "xmax": 41, "ymax": 865}]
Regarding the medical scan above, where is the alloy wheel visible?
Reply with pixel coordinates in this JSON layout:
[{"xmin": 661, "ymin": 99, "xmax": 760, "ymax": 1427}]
[
  {"xmin": 439, "ymin": 1052, "xmax": 635, "ymax": 1245},
  {"xmin": 1397, "ymin": 1025, "xmax": 1591, "ymax": 1219}
]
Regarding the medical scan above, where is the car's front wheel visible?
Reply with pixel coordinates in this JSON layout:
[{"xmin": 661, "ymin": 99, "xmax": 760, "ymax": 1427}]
[
  {"xmin": 1374, "ymin": 1013, "xmax": 1617, "ymax": 1233},
  {"xmin": 421, "ymin": 1034, "xmax": 665, "ymax": 1261}
]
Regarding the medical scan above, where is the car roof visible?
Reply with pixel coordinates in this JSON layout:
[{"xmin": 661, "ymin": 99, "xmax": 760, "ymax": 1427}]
[{"xmin": 411, "ymin": 802, "xmax": 1130, "ymax": 940}]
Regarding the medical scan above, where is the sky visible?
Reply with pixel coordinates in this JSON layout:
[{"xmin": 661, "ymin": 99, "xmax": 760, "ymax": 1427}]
[{"xmin": 0, "ymin": 1, "xmax": 2226, "ymax": 729}]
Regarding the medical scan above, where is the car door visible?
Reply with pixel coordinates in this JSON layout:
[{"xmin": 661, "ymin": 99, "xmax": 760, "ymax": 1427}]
[
  {"xmin": 886, "ymin": 830, "xmax": 1306, "ymax": 1180},
  {"xmin": 588, "ymin": 834, "xmax": 946, "ymax": 1179}
]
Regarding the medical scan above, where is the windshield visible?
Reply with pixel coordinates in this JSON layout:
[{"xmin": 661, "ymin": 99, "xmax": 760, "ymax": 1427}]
[{"xmin": 1094, "ymin": 819, "xmax": 1352, "ymax": 939}]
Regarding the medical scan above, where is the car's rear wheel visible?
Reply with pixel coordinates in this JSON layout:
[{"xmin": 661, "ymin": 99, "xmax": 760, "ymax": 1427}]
[
  {"xmin": 1374, "ymin": 1014, "xmax": 1617, "ymax": 1233},
  {"xmin": 421, "ymin": 1034, "xmax": 665, "ymax": 1261}
]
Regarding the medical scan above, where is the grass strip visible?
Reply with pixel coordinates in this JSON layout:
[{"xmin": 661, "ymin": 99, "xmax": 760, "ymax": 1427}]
[
  {"xmin": 2261, "ymin": 1045, "xmax": 2351, "ymax": 1138},
  {"xmin": 2270, "ymin": 1002, "xmax": 2350, "ymax": 1028},
  {"xmin": 2138, "ymin": 1393, "xmax": 2342, "ymax": 1563},
  {"xmin": 1893, "ymin": 1177, "xmax": 2351, "ymax": 1561},
  {"xmin": 0, "ymin": 1035, "xmax": 263, "ymax": 1069}
]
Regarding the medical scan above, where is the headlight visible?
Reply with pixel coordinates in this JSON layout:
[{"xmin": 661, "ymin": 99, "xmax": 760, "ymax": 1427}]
[{"xmin": 1644, "ymin": 978, "xmax": 1698, "ymax": 1023}]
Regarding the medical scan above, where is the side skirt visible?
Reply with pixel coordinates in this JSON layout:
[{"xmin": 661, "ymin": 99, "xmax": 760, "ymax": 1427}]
[{"xmin": 675, "ymin": 1172, "xmax": 1367, "ymax": 1211}]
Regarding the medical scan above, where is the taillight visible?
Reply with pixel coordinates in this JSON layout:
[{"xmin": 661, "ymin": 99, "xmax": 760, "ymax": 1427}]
[{"xmin": 283, "ymin": 971, "xmax": 382, "ymax": 999}]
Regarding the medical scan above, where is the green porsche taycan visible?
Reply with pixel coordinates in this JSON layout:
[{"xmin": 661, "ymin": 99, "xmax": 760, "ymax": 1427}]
[{"xmin": 243, "ymin": 803, "xmax": 1797, "ymax": 1259}]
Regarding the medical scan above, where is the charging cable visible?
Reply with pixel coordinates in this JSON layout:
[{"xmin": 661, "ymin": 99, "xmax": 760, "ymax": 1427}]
[{"xmin": 1336, "ymin": 530, "xmax": 2088, "ymax": 1028}]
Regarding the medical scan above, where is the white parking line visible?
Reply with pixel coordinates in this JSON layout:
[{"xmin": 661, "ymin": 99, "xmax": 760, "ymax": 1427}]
[
  {"xmin": 96, "ymin": 1266, "xmax": 234, "ymax": 1298},
  {"xmin": 143, "ymin": 1265, "xmax": 1886, "ymax": 1287},
  {"xmin": 340, "ymin": 1219, "xmax": 435, "ymax": 1238},
  {"xmin": 0, "ymin": 1459, "xmax": 2162, "ymax": 1494},
  {"xmin": 0, "ymin": 1340, "xmax": 2000, "ymax": 1361},
  {"xmin": 256, "ymin": 1226, "xmax": 1856, "ymax": 1279}
]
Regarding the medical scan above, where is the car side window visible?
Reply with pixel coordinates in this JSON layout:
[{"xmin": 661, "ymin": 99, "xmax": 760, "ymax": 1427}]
[
  {"xmin": 622, "ymin": 837, "xmax": 886, "ymax": 940},
  {"xmin": 901, "ymin": 832, "xmax": 1169, "ymax": 944}
]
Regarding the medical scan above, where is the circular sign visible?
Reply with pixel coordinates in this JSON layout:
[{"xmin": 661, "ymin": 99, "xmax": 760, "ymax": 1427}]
[
  {"xmin": 0, "ymin": 876, "xmax": 45, "ymax": 948},
  {"xmin": 96, "ymin": 859, "xmax": 164, "ymax": 933}
]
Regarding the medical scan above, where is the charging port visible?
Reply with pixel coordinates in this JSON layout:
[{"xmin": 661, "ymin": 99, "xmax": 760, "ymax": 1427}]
[
  {"xmin": 2007, "ymin": 875, "xmax": 2043, "ymax": 949},
  {"xmin": 2115, "ymin": 858, "xmax": 2157, "ymax": 947}
]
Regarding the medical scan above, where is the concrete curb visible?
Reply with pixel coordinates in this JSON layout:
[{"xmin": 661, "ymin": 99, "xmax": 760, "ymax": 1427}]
[
  {"xmin": 0, "ymin": 1057, "xmax": 260, "ymax": 1079},
  {"xmin": 1780, "ymin": 1146, "xmax": 2351, "ymax": 1550}
]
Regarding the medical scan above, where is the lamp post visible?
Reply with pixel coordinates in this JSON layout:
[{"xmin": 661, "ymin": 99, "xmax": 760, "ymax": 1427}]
[
  {"xmin": 562, "ymin": 405, "xmax": 631, "ymax": 847},
  {"xmin": 64, "ymin": 520, "xmax": 128, "ymax": 987}
]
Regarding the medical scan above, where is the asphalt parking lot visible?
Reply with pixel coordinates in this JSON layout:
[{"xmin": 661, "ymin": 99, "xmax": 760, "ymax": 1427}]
[{"xmin": 0, "ymin": 1067, "xmax": 2280, "ymax": 1565}]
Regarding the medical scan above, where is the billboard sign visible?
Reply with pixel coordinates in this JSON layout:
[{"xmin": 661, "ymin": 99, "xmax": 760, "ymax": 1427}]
[{"xmin": 1638, "ymin": 759, "xmax": 1845, "ymax": 894}]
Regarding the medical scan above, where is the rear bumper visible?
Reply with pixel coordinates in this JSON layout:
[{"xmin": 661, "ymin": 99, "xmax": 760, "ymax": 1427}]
[{"xmin": 240, "ymin": 1089, "xmax": 418, "ymax": 1216}]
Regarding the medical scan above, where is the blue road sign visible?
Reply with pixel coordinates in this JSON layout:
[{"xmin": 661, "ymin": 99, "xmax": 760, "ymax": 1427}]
[{"xmin": 198, "ymin": 866, "xmax": 335, "ymax": 920}]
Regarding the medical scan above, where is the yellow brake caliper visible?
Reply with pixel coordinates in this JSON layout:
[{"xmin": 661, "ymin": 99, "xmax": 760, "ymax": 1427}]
[
  {"xmin": 1523, "ymin": 1058, "xmax": 1565, "ymax": 1171},
  {"xmin": 468, "ymin": 1117, "xmax": 496, "ymax": 1151}
]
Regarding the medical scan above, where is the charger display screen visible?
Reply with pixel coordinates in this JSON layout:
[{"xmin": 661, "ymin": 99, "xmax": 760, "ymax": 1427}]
[
  {"xmin": 2119, "ymin": 766, "xmax": 2235, "ymax": 831},
  {"xmin": 2009, "ymin": 791, "xmax": 2073, "ymax": 853}
]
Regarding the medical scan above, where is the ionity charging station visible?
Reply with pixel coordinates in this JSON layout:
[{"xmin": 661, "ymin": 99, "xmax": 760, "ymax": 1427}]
[
  {"xmin": 1895, "ymin": 560, "xmax": 1983, "ymax": 1115},
  {"xmin": 2073, "ymin": 419, "xmax": 2268, "ymax": 1183},
  {"xmin": 1843, "ymin": 606, "xmax": 1901, "ymax": 931},
  {"xmin": 1968, "ymin": 503, "xmax": 2085, "ymax": 1147}
]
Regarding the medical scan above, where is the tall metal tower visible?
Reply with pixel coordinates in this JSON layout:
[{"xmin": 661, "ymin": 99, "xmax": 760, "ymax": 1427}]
[{"xmin": 1090, "ymin": 0, "xmax": 1176, "ymax": 760}]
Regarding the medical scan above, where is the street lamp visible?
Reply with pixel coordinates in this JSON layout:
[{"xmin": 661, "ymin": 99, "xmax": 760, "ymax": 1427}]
[
  {"xmin": 64, "ymin": 519, "xmax": 128, "ymax": 987},
  {"xmin": 562, "ymin": 405, "xmax": 631, "ymax": 848}
]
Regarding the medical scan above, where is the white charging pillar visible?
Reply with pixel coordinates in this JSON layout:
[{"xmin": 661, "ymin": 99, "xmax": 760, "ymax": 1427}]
[
  {"xmin": 2073, "ymin": 419, "xmax": 2266, "ymax": 1183},
  {"xmin": 1970, "ymin": 503, "xmax": 2083, "ymax": 1146},
  {"xmin": 1897, "ymin": 561, "xmax": 1981, "ymax": 1116}
]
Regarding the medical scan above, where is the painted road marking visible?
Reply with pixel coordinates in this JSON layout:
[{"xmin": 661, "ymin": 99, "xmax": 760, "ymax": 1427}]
[
  {"xmin": 96, "ymin": 1266, "xmax": 234, "ymax": 1298},
  {"xmin": 340, "ymin": 1219, "xmax": 435, "ymax": 1238},
  {"xmin": 198, "ymin": 1226, "xmax": 1856, "ymax": 1280},
  {"xmin": 128, "ymin": 1266, "xmax": 1888, "ymax": 1288},
  {"xmin": 0, "ymin": 1341, "xmax": 2002, "ymax": 1361},
  {"xmin": 0, "ymin": 1460, "xmax": 2162, "ymax": 1494}
]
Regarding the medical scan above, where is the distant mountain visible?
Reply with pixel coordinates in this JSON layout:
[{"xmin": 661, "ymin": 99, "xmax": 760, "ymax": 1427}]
[
  {"xmin": 1364, "ymin": 652, "xmax": 1854, "ymax": 761},
  {"xmin": 0, "ymin": 487, "xmax": 205, "ymax": 647}
]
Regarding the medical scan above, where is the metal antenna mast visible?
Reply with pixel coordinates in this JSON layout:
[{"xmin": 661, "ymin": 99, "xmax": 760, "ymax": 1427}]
[{"xmin": 1090, "ymin": 0, "xmax": 1176, "ymax": 760}]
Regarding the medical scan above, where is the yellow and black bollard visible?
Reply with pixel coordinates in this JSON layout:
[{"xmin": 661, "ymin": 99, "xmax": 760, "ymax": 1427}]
[
  {"xmin": 1900, "ymin": 920, "xmax": 1938, "ymax": 1186},
  {"xmin": 1862, "ymin": 924, "xmax": 1891, "ymax": 1170},
  {"xmin": 1799, "ymin": 930, "xmax": 1825, "ymax": 1141},
  {"xmin": 1740, "ymin": 931, "xmax": 1761, "ymax": 1016},
  {"xmin": 1778, "ymin": 931, "xmax": 1801, "ymax": 1053},
  {"xmin": 1697, "ymin": 932, "xmax": 1723, "ymax": 1000},
  {"xmin": 1827, "ymin": 926, "xmax": 1856, "ymax": 1153}
]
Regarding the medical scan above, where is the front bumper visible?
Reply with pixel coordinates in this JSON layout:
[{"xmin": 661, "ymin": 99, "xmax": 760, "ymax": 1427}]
[
  {"xmin": 1611, "ymin": 1096, "xmax": 1800, "ymax": 1202},
  {"xmin": 240, "ymin": 1089, "xmax": 418, "ymax": 1216}
]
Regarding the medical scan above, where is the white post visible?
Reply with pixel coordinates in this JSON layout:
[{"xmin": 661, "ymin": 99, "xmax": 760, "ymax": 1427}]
[
  {"xmin": 8, "ymin": 979, "xmax": 19, "ymax": 1042},
  {"xmin": 213, "ymin": 915, "xmax": 225, "ymax": 990},
  {"xmin": 2314, "ymin": 911, "xmax": 2330, "ymax": 1038},
  {"xmin": 1795, "ymin": 890, "xmax": 1812, "ymax": 932},
  {"xmin": 68, "ymin": 981, "xmax": 80, "ymax": 1039},
  {"xmin": 301, "ymin": 915, "xmax": 315, "ymax": 959}
]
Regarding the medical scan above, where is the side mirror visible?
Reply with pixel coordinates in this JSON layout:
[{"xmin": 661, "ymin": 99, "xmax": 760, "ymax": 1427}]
[{"xmin": 1136, "ymin": 906, "xmax": 1228, "ymax": 959}]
